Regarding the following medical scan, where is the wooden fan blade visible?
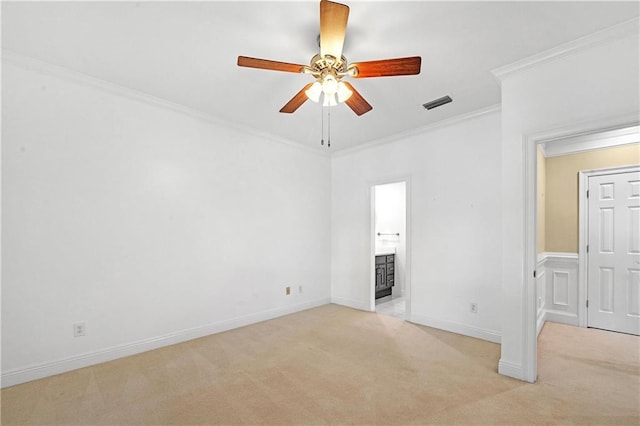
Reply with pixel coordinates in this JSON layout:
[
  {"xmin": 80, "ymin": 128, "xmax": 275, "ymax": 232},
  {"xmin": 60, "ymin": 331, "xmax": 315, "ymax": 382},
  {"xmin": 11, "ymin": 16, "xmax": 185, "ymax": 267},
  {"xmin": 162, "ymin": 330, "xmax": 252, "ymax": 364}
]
[
  {"xmin": 320, "ymin": 0, "xmax": 349, "ymax": 60},
  {"xmin": 237, "ymin": 56, "xmax": 305, "ymax": 73},
  {"xmin": 351, "ymin": 56, "xmax": 422, "ymax": 78},
  {"xmin": 343, "ymin": 82, "xmax": 372, "ymax": 116},
  {"xmin": 280, "ymin": 83, "xmax": 314, "ymax": 114}
]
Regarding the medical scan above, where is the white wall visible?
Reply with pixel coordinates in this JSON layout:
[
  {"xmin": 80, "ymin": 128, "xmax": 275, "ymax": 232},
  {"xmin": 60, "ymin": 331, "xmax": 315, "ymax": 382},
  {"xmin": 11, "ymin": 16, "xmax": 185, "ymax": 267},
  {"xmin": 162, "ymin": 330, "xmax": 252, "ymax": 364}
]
[
  {"xmin": 332, "ymin": 110, "xmax": 502, "ymax": 342},
  {"xmin": 498, "ymin": 28, "xmax": 639, "ymax": 382},
  {"xmin": 374, "ymin": 182, "xmax": 406, "ymax": 297},
  {"xmin": 1, "ymin": 59, "xmax": 332, "ymax": 386}
]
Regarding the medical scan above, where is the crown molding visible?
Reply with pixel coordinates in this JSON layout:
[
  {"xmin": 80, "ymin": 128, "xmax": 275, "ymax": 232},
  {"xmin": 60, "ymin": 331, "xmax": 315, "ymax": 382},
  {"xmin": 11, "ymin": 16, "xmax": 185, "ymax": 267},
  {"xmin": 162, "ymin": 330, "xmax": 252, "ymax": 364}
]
[
  {"xmin": 1, "ymin": 49, "xmax": 330, "ymax": 159},
  {"xmin": 492, "ymin": 17, "xmax": 640, "ymax": 82},
  {"xmin": 331, "ymin": 104, "xmax": 501, "ymax": 158}
]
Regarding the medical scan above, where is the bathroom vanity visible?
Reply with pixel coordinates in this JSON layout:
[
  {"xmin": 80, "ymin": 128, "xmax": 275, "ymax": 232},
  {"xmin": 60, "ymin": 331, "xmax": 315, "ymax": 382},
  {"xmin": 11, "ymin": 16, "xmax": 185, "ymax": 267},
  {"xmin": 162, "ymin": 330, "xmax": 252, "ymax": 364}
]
[{"xmin": 375, "ymin": 250, "xmax": 395, "ymax": 299}]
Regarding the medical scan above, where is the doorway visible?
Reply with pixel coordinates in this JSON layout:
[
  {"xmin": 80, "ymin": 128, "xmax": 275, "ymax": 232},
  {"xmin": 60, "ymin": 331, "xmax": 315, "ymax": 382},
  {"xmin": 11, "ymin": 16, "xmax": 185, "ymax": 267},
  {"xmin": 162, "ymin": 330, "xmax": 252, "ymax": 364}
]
[
  {"xmin": 527, "ymin": 123, "xmax": 640, "ymax": 382},
  {"xmin": 371, "ymin": 181, "xmax": 408, "ymax": 319}
]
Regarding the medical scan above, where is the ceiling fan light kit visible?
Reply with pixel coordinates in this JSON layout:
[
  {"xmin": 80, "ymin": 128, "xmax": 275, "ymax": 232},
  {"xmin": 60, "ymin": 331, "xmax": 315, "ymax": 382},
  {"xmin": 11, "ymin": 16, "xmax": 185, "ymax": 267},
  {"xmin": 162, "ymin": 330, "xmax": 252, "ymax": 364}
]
[
  {"xmin": 237, "ymin": 0, "xmax": 422, "ymax": 146},
  {"xmin": 305, "ymin": 82, "xmax": 323, "ymax": 102}
]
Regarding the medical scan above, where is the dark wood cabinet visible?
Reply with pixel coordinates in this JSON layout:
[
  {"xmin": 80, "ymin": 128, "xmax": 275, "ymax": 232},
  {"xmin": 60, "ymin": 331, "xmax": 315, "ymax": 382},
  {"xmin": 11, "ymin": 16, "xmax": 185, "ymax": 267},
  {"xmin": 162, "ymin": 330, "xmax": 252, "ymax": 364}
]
[{"xmin": 375, "ymin": 254, "xmax": 395, "ymax": 299}]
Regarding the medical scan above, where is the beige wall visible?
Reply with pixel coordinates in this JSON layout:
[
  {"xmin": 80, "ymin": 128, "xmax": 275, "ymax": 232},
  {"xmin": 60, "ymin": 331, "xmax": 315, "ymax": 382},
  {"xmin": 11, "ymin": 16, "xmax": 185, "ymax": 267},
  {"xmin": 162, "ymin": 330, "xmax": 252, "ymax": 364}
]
[
  {"xmin": 545, "ymin": 144, "xmax": 640, "ymax": 253},
  {"xmin": 537, "ymin": 146, "xmax": 546, "ymax": 253}
]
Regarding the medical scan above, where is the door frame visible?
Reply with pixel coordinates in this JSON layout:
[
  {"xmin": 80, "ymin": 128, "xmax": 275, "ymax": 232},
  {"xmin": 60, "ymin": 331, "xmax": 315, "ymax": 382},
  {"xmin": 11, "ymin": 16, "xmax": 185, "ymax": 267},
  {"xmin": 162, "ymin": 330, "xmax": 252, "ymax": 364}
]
[
  {"xmin": 578, "ymin": 165, "xmax": 640, "ymax": 328},
  {"xmin": 523, "ymin": 114, "xmax": 639, "ymax": 383},
  {"xmin": 369, "ymin": 177, "xmax": 412, "ymax": 317}
]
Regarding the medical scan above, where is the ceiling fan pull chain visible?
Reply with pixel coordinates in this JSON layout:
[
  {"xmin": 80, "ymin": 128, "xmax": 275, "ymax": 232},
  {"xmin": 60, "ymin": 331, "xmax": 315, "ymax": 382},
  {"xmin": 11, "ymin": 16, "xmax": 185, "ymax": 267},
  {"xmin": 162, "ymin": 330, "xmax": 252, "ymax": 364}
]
[
  {"xmin": 328, "ymin": 107, "xmax": 331, "ymax": 148},
  {"xmin": 320, "ymin": 104, "xmax": 325, "ymax": 146}
]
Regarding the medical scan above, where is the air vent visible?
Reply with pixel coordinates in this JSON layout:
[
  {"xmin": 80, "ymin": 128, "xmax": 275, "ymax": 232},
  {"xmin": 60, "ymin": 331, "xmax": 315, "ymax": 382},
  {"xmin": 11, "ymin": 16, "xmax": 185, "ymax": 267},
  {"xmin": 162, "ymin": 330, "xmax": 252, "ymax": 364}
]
[{"xmin": 423, "ymin": 95, "xmax": 452, "ymax": 110}]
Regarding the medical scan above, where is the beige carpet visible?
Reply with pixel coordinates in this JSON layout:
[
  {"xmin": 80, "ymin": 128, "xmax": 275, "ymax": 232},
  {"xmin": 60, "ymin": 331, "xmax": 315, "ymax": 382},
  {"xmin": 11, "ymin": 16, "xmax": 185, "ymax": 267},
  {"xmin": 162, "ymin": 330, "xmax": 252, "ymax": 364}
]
[{"xmin": 1, "ymin": 304, "xmax": 639, "ymax": 425}]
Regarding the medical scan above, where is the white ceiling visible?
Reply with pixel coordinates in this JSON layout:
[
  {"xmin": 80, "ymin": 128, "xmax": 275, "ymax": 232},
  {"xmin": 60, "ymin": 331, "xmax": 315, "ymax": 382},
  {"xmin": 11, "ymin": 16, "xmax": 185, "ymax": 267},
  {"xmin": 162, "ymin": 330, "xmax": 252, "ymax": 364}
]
[{"xmin": 2, "ymin": 1, "xmax": 638, "ymax": 152}]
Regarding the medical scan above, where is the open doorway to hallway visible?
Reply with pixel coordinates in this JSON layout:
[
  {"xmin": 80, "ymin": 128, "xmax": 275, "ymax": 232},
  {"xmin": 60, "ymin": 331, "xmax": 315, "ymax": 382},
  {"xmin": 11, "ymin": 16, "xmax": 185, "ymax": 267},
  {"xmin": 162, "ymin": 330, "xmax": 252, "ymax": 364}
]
[
  {"xmin": 534, "ymin": 126, "xmax": 640, "ymax": 338},
  {"xmin": 372, "ymin": 181, "xmax": 407, "ymax": 319}
]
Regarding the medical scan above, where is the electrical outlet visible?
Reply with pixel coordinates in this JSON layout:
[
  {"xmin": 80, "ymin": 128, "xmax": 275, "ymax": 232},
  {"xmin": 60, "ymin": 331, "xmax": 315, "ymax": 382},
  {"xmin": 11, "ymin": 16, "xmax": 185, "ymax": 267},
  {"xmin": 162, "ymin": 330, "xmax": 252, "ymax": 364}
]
[
  {"xmin": 470, "ymin": 303, "xmax": 478, "ymax": 314},
  {"xmin": 298, "ymin": 285, "xmax": 303, "ymax": 293},
  {"xmin": 286, "ymin": 286, "xmax": 291, "ymax": 295},
  {"xmin": 73, "ymin": 322, "xmax": 86, "ymax": 337}
]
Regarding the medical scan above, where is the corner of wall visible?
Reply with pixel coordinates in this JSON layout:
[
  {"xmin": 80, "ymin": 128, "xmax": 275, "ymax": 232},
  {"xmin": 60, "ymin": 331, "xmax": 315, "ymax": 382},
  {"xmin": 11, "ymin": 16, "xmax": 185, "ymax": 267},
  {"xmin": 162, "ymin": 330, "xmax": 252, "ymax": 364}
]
[{"xmin": 498, "ymin": 359, "xmax": 534, "ymax": 383}]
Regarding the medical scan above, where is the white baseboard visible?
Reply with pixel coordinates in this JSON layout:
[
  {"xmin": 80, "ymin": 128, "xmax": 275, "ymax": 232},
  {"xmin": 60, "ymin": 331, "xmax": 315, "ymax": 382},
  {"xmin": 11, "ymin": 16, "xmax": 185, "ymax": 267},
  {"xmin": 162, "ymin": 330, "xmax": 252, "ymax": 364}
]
[
  {"xmin": 498, "ymin": 359, "xmax": 526, "ymax": 381},
  {"xmin": 331, "ymin": 296, "xmax": 372, "ymax": 312},
  {"xmin": 545, "ymin": 310, "xmax": 579, "ymax": 326},
  {"xmin": 1, "ymin": 297, "xmax": 331, "ymax": 388},
  {"xmin": 409, "ymin": 314, "xmax": 501, "ymax": 344}
]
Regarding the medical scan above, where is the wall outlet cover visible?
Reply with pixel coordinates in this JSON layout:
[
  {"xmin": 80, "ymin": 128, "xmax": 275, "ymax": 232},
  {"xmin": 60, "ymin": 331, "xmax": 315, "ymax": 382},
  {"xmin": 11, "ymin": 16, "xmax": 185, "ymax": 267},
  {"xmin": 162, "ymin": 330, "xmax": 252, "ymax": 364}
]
[{"xmin": 73, "ymin": 322, "xmax": 86, "ymax": 337}]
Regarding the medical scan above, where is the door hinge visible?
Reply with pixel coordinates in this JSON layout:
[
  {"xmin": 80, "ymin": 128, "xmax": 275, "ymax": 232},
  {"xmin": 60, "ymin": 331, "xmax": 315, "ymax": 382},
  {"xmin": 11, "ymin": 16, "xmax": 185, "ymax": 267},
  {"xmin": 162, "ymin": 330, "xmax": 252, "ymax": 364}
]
[
  {"xmin": 586, "ymin": 189, "xmax": 589, "ymax": 199},
  {"xmin": 533, "ymin": 270, "xmax": 537, "ymax": 278},
  {"xmin": 586, "ymin": 300, "xmax": 589, "ymax": 308},
  {"xmin": 586, "ymin": 244, "xmax": 589, "ymax": 253}
]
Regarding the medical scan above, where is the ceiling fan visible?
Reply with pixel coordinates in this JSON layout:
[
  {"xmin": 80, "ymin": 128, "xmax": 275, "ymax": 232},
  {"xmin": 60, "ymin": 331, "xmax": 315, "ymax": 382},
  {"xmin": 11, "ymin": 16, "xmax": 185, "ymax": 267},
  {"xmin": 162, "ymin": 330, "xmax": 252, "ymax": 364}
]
[{"xmin": 237, "ymin": 0, "xmax": 421, "ymax": 116}]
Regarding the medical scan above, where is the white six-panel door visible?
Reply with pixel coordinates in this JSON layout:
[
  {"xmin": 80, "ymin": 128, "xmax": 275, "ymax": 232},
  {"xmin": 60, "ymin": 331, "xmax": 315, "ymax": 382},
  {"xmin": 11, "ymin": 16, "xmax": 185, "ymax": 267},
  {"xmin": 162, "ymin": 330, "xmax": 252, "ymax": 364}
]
[{"xmin": 587, "ymin": 170, "xmax": 640, "ymax": 335}]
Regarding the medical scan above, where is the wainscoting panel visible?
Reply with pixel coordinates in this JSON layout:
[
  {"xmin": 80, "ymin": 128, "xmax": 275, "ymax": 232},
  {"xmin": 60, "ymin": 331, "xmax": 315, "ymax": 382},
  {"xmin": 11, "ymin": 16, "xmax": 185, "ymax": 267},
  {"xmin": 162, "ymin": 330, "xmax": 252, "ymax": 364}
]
[
  {"xmin": 552, "ymin": 271, "xmax": 570, "ymax": 306},
  {"xmin": 538, "ymin": 252, "xmax": 579, "ymax": 329}
]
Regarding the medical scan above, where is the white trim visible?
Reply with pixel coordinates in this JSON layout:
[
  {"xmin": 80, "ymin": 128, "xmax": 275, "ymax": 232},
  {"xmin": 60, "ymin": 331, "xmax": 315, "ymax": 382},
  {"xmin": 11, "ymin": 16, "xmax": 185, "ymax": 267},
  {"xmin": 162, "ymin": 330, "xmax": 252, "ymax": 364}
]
[
  {"xmin": 405, "ymin": 178, "xmax": 412, "ymax": 321},
  {"xmin": 542, "ymin": 252, "xmax": 579, "ymax": 263},
  {"xmin": 523, "ymin": 135, "xmax": 538, "ymax": 383},
  {"xmin": 537, "ymin": 311, "xmax": 546, "ymax": 337},
  {"xmin": 498, "ymin": 133, "xmax": 540, "ymax": 383},
  {"xmin": 536, "ymin": 259, "xmax": 546, "ymax": 337},
  {"xmin": 331, "ymin": 104, "xmax": 501, "ymax": 158},
  {"xmin": 368, "ymin": 177, "xmax": 412, "ymax": 318},
  {"xmin": 370, "ymin": 184, "xmax": 377, "ymax": 312},
  {"xmin": 2, "ymin": 48, "xmax": 501, "ymax": 160},
  {"xmin": 578, "ymin": 165, "xmax": 640, "ymax": 177},
  {"xmin": 545, "ymin": 310, "xmax": 579, "ymax": 327},
  {"xmin": 410, "ymin": 314, "xmax": 501, "ymax": 344},
  {"xmin": 524, "ymin": 116, "xmax": 640, "ymax": 386},
  {"xmin": 331, "ymin": 296, "xmax": 372, "ymax": 312},
  {"xmin": 1, "ymin": 49, "xmax": 329, "ymax": 159},
  {"xmin": 578, "ymin": 165, "xmax": 640, "ymax": 329},
  {"xmin": 541, "ymin": 126, "xmax": 639, "ymax": 157},
  {"xmin": 492, "ymin": 17, "xmax": 640, "ymax": 81},
  {"xmin": 529, "ymin": 115, "xmax": 640, "ymax": 147},
  {"xmin": 498, "ymin": 359, "xmax": 523, "ymax": 379},
  {"xmin": 1, "ymin": 297, "xmax": 331, "ymax": 388}
]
